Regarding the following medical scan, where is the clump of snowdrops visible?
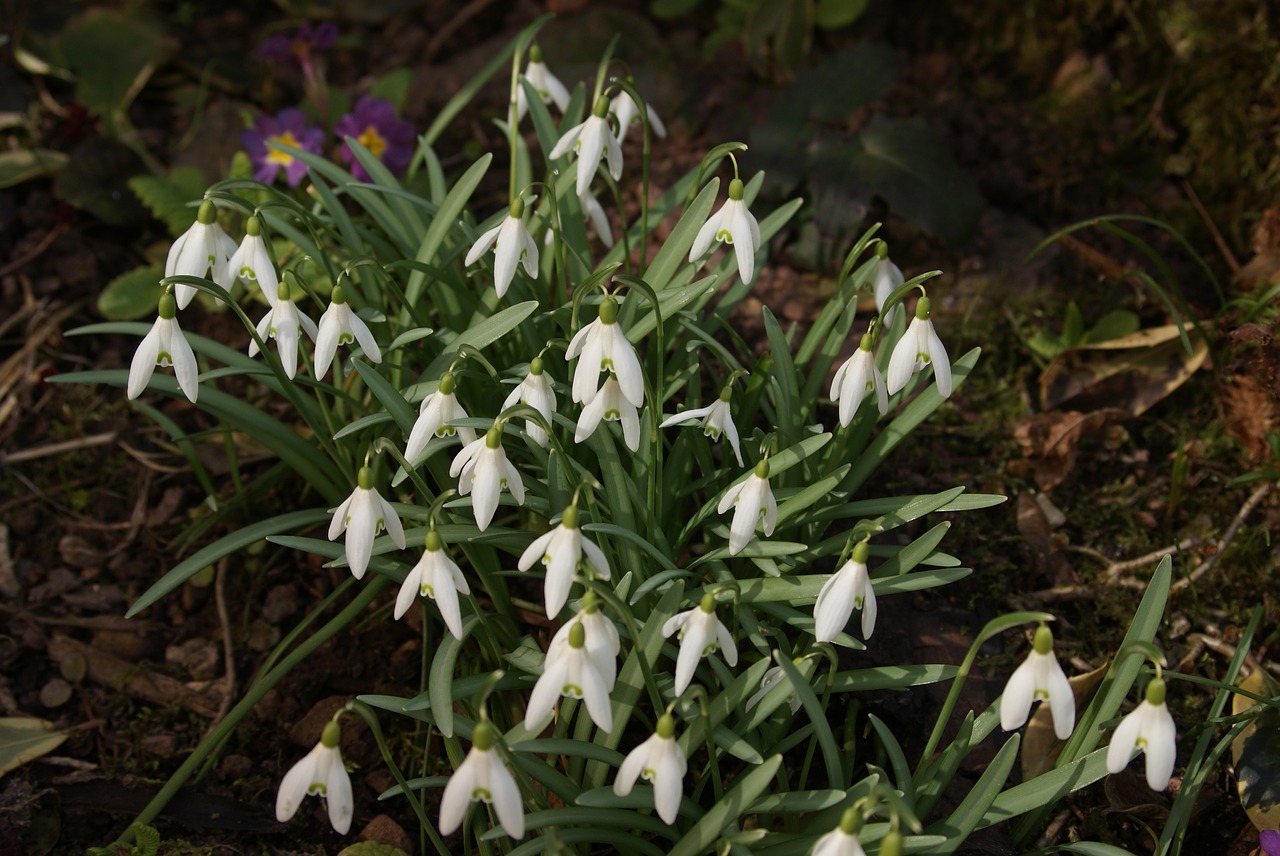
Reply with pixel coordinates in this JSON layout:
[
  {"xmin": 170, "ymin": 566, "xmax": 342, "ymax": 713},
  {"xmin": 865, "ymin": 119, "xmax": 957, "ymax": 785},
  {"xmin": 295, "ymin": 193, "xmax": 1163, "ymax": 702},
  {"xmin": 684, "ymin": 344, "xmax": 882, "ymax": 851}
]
[{"xmin": 65, "ymin": 17, "xmax": 1256, "ymax": 856}]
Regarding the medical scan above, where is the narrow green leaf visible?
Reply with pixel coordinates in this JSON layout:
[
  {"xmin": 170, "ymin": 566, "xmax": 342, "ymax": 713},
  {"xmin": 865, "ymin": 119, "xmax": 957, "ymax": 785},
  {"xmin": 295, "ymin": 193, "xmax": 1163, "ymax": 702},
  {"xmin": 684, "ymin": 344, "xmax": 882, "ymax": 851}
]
[
  {"xmin": 668, "ymin": 755, "xmax": 783, "ymax": 856},
  {"xmin": 352, "ymin": 358, "xmax": 416, "ymax": 435},
  {"xmin": 929, "ymin": 734, "xmax": 1019, "ymax": 853},
  {"xmin": 406, "ymin": 153, "xmax": 492, "ymax": 304},
  {"xmin": 430, "ymin": 615, "xmax": 479, "ymax": 738}
]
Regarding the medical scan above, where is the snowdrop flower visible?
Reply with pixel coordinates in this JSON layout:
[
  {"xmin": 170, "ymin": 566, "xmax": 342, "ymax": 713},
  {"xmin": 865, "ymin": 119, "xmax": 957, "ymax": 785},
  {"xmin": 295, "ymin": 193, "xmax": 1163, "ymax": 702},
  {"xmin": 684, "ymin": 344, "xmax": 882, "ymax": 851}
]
[
  {"xmin": 550, "ymin": 592, "xmax": 620, "ymax": 692},
  {"xmin": 689, "ymin": 177, "xmax": 761, "ymax": 285},
  {"xmin": 811, "ymin": 808, "xmax": 869, "ymax": 856},
  {"xmin": 404, "ymin": 372, "xmax": 476, "ymax": 465},
  {"xmin": 518, "ymin": 504, "xmax": 610, "ymax": 618},
  {"xmin": 610, "ymin": 86, "xmax": 667, "ymax": 143},
  {"xmin": 1000, "ymin": 624, "xmax": 1075, "ymax": 740},
  {"xmin": 566, "ymin": 296, "xmax": 644, "ymax": 407},
  {"xmin": 249, "ymin": 282, "xmax": 318, "ymax": 379},
  {"xmin": 228, "ymin": 215, "xmax": 278, "ymax": 303},
  {"xmin": 501, "ymin": 357, "xmax": 556, "ymax": 447},
  {"xmin": 745, "ymin": 664, "xmax": 802, "ymax": 715},
  {"xmin": 394, "ymin": 529, "xmax": 470, "ymax": 639},
  {"xmin": 450, "ymin": 425, "xmax": 525, "ymax": 531},
  {"xmin": 465, "ymin": 196, "xmax": 538, "ymax": 298},
  {"xmin": 575, "ymin": 374, "xmax": 641, "ymax": 452},
  {"xmin": 613, "ymin": 713, "xmax": 686, "ymax": 823},
  {"xmin": 716, "ymin": 458, "xmax": 777, "ymax": 555},
  {"xmin": 525, "ymin": 620, "xmax": 613, "ymax": 733},
  {"xmin": 439, "ymin": 720, "xmax": 524, "ymax": 839},
  {"xmin": 886, "ymin": 294, "xmax": 951, "ymax": 398},
  {"xmin": 327, "ymin": 467, "xmax": 406, "ymax": 579},
  {"xmin": 314, "ymin": 286, "xmax": 381, "ymax": 379},
  {"xmin": 871, "ymin": 249, "xmax": 903, "ymax": 328},
  {"xmin": 166, "ymin": 199, "xmax": 237, "ymax": 309},
  {"xmin": 276, "ymin": 720, "xmax": 352, "ymax": 834},
  {"xmin": 550, "ymin": 96, "xmax": 623, "ymax": 196},
  {"xmin": 579, "ymin": 187, "xmax": 614, "ymax": 247},
  {"xmin": 513, "ymin": 45, "xmax": 570, "ymax": 122},
  {"xmin": 659, "ymin": 385, "xmax": 743, "ymax": 466},
  {"xmin": 128, "ymin": 291, "xmax": 199, "ymax": 403},
  {"xmin": 662, "ymin": 593, "xmax": 738, "ymax": 697},
  {"xmin": 1107, "ymin": 677, "xmax": 1177, "ymax": 790},
  {"xmin": 831, "ymin": 332, "xmax": 888, "ymax": 426},
  {"xmin": 813, "ymin": 541, "xmax": 877, "ymax": 643}
]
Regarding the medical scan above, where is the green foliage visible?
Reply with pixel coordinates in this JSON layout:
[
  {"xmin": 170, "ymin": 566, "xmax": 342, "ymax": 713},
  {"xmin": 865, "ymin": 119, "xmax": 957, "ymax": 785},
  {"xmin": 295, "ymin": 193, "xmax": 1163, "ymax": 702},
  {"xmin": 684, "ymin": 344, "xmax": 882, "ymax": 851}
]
[
  {"xmin": 98, "ymin": 266, "xmax": 165, "ymax": 321},
  {"xmin": 130, "ymin": 168, "xmax": 209, "ymax": 237}
]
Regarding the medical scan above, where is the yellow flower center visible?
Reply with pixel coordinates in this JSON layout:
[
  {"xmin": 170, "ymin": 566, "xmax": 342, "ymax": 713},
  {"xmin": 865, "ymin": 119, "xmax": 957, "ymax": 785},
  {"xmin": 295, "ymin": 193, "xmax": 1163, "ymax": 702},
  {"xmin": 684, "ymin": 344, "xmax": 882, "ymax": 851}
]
[
  {"xmin": 357, "ymin": 126, "xmax": 388, "ymax": 159},
  {"xmin": 266, "ymin": 131, "xmax": 302, "ymax": 166}
]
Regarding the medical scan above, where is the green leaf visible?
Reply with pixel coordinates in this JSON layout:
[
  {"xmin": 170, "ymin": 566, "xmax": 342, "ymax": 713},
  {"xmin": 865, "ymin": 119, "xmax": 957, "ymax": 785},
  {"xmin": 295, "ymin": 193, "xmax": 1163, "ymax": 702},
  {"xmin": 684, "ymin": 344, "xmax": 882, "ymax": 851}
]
[
  {"xmin": 129, "ymin": 167, "xmax": 208, "ymax": 236},
  {"xmin": 668, "ymin": 755, "xmax": 783, "ymax": 856},
  {"xmin": 845, "ymin": 116, "xmax": 982, "ymax": 245},
  {"xmin": 431, "ymin": 616, "xmax": 478, "ymax": 738},
  {"xmin": 352, "ymin": 359, "xmax": 416, "ymax": 435},
  {"xmin": 369, "ymin": 68, "xmax": 413, "ymax": 112},
  {"xmin": 929, "ymin": 734, "xmax": 1019, "ymax": 852},
  {"xmin": 0, "ymin": 717, "xmax": 68, "ymax": 776},
  {"xmin": 58, "ymin": 10, "xmax": 168, "ymax": 128},
  {"xmin": 815, "ymin": 0, "xmax": 868, "ymax": 29},
  {"xmin": 98, "ymin": 266, "xmax": 164, "ymax": 321},
  {"xmin": 0, "ymin": 148, "xmax": 67, "ymax": 188},
  {"xmin": 405, "ymin": 153, "xmax": 492, "ymax": 304}
]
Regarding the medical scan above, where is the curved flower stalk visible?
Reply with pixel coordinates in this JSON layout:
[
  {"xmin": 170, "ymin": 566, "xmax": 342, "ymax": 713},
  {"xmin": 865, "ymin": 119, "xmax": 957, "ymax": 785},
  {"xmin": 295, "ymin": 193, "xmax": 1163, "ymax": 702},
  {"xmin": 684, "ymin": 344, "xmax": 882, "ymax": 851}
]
[
  {"xmin": 249, "ymin": 282, "xmax": 318, "ymax": 380},
  {"xmin": 501, "ymin": 357, "xmax": 556, "ymax": 447},
  {"xmin": 1000, "ymin": 624, "xmax": 1075, "ymax": 740},
  {"xmin": 465, "ymin": 195, "xmax": 538, "ymax": 298},
  {"xmin": 549, "ymin": 95, "xmax": 623, "ymax": 196},
  {"xmin": 327, "ymin": 466, "xmax": 406, "ymax": 579},
  {"xmin": 439, "ymin": 720, "xmax": 524, "ymax": 839},
  {"xmin": 813, "ymin": 541, "xmax": 876, "ymax": 643},
  {"xmin": 167, "ymin": 199, "xmax": 236, "ymax": 309},
  {"xmin": 404, "ymin": 372, "xmax": 476, "ymax": 464},
  {"xmin": 610, "ymin": 86, "xmax": 667, "ymax": 143},
  {"xmin": 228, "ymin": 215, "xmax": 279, "ymax": 302},
  {"xmin": 518, "ymin": 504, "xmax": 611, "ymax": 618},
  {"xmin": 394, "ymin": 529, "xmax": 470, "ymax": 639},
  {"xmin": 525, "ymin": 621, "xmax": 613, "ymax": 733},
  {"xmin": 886, "ymin": 294, "xmax": 951, "ymax": 398},
  {"xmin": 450, "ymin": 424, "xmax": 525, "ymax": 531},
  {"xmin": 575, "ymin": 374, "xmax": 641, "ymax": 452},
  {"xmin": 514, "ymin": 44, "xmax": 570, "ymax": 122},
  {"xmin": 128, "ymin": 291, "xmax": 199, "ymax": 403},
  {"xmin": 662, "ymin": 593, "xmax": 737, "ymax": 696},
  {"xmin": 566, "ymin": 296, "xmax": 644, "ymax": 407},
  {"xmin": 659, "ymin": 384, "xmax": 743, "ymax": 467},
  {"xmin": 689, "ymin": 177, "xmax": 761, "ymax": 285},
  {"xmin": 613, "ymin": 713, "xmax": 686, "ymax": 823},
  {"xmin": 276, "ymin": 719, "xmax": 352, "ymax": 835},
  {"xmin": 717, "ymin": 458, "xmax": 777, "ymax": 555},
  {"xmin": 871, "ymin": 248, "xmax": 903, "ymax": 328},
  {"xmin": 1107, "ymin": 676, "xmax": 1177, "ymax": 790},
  {"xmin": 314, "ymin": 286, "xmax": 381, "ymax": 379},
  {"xmin": 831, "ymin": 332, "xmax": 888, "ymax": 426},
  {"xmin": 550, "ymin": 592, "xmax": 620, "ymax": 691}
]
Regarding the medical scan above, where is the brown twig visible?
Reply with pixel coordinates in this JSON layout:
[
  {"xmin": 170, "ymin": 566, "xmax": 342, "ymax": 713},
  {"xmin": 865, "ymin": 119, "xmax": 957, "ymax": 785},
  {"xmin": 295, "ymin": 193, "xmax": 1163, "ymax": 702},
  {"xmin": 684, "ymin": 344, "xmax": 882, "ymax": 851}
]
[
  {"xmin": 1066, "ymin": 538, "xmax": 1200, "ymax": 583},
  {"xmin": 1181, "ymin": 178, "xmax": 1241, "ymax": 276},
  {"xmin": 0, "ymin": 432, "xmax": 118, "ymax": 465},
  {"xmin": 0, "ymin": 223, "xmax": 67, "ymax": 279},
  {"xmin": 1173, "ymin": 482, "xmax": 1272, "ymax": 593},
  {"xmin": 426, "ymin": 0, "xmax": 498, "ymax": 62}
]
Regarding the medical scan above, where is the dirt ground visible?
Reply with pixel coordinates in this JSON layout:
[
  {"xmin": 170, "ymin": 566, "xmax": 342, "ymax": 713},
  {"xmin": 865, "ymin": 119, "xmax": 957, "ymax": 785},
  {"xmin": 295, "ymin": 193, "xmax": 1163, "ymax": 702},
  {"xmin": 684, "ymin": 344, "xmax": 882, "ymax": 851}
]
[{"xmin": 3, "ymin": 1, "xmax": 1279, "ymax": 854}]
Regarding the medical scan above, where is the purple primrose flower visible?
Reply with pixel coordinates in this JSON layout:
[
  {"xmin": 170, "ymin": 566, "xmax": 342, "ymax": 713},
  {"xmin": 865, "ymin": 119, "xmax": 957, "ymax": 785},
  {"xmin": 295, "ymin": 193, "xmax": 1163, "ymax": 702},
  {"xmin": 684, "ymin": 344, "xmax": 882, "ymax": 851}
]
[
  {"xmin": 1262, "ymin": 830, "xmax": 1280, "ymax": 856},
  {"xmin": 242, "ymin": 109, "xmax": 325, "ymax": 187},
  {"xmin": 259, "ymin": 21, "xmax": 339, "ymax": 65},
  {"xmin": 334, "ymin": 96, "xmax": 416, "ymax": 180}
]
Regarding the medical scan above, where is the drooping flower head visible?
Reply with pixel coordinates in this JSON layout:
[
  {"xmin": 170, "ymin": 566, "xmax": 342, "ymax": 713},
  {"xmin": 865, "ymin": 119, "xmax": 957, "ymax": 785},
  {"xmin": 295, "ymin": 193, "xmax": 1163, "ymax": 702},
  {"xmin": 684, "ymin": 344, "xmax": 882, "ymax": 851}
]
[
  {"xmin": 394, "ymin": 529, "xmax": 471, "ymax": 639},
  {"xmin": 565, "ymin": 295, "xmax": 644, "ymax": 407},
  {"xmin": 744, "ymin": 663, "xmax": 802, "ymax": 715},
  {"xmin": 689, "ymin": 177, "xmax": 761, "ymax": 285},
  {"xmin": 166, "ymin": 198, "xmax": 237, "ymax": 309},
  {"xmin": 659, "ymin": 382, "xmax": 744, "ymax": 467},
  {"xmin": 549, "ymin": 95, "xmax": 623, "ymax": 196},
  {"xmin": 513, "ymin": 44, "xmax": 571, "ymax": 122},
  {"xmin": 327, "ymin": 466, "xmax": 407, "ymax": 578},
  {"xmin": 128, "ymin": 290, "xmax": 199, "ymax": 403},
  {"xmin": 613, "ymin": 713, "xmax": 687, "ymax": 824},
  {"xmin": 518, "ymin": 504, "xmax": 611, "ymax": 618},
  {"xmin": 813, "ymin": 540, "xmax": 877, "ymax": 643},
  {"xmin": 871, "ymin": 244, "xmax": 904, "ymax": 328},
  {"xmin": 449, "ymin": 423, "xmax": 525, "ymax": 531},
  {"xmin": 525, "ymin": 620, "xmax": 614, "ymax": 733},
  {"xmin": 717, "ymin": 457, "xmax": 777, "ymax": 555},
  {"xmin": 259, "ymin": 21, "xmax": 339, "ymax": 65},
  {"xmin": 550, "ymin": 591, "xmax": 620, "ymax": 692},
  {"xmin": 609, "ymin": 83, "xmax": 667, "ymax": 143},
  {"xmin": 811, "ymin": 807, "xmax": 870, "ymax": 856},
  {"xmin": 465, "ymin": 195, "xmax": 539, "ymax": 298},
  {"xmin": 501, "ymin": 356, "xmax": 556, "ymax": 447},
  {"xmin": 439, "ymin": 720, "xmax": 524, "ymax": 839},
  {"xmin": 335, "ymin": 96, "xmax": 415, "ymax": 180},
  {"xmin": 575, "ymin": 373, "xmax": 641, "ymax": 451},
  {"xmin": 242, "ymin": 109, "xmax": 325, "ymax": 188},
  {"xmin": 276, "ymin": 719, "xmax": 353, "ymax": 834},
  {"xmin": 249, "ymin": 281, "xmax": 319, "ymax": 379},
  {"xmin": 886, "ymin": 294, "xmax": 951, "ymax": 398},
  {"xmin": 662, "ymin": 592, "xmax": 738, "ymax": 697},
  {"xmin": 404, "ymin": 371, "xmax": 477, "ymax": 465},
  {"xmin": 1000, "ymin": 624, "xmax": 1075, "ymax": 740},
  {"xmin": 1106, "ymin": 676, "xmax": 1177, "ymax": 791},
  {"xmin": 228, "ymin": 215, "xmax": 280, "ymax": 302},
  {"xmin": 314, "ymin": 286, "xmax": 381, "ymax": 379},
  {"xmin": 831, "ymin": 331, "xmax": 888, "ymax": 427}
]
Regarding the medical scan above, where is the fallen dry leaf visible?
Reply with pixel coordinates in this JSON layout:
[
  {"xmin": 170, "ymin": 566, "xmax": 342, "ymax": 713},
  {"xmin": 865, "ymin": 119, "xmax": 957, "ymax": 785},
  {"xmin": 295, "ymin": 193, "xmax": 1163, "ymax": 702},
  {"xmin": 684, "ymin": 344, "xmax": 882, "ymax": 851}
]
[{"xmin": 1013, "ymin": 409, "xmax": 1127, "ymax": 490}]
